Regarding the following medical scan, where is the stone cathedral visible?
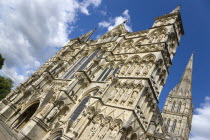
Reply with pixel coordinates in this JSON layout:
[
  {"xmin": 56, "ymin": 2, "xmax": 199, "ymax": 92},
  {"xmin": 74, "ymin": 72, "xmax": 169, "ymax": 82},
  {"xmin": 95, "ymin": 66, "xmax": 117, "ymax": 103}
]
[{"xmin": 0, "ymin": 6, "xmax": 193, "ymax": 140}]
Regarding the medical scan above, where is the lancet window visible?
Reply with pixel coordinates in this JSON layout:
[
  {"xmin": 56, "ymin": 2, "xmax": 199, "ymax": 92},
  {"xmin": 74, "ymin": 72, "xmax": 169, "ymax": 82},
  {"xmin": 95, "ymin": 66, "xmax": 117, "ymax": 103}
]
[
  {"xmin": 62, "ymin": 50, "xmax": 99, "ymax": 79},
  {"xmin": 171, "ymin": 101, "xmax": 176, "ymax": 112},
  {"xmin": 166, "ymin": 118, "xmax": 170, "ymax": 131},
  {"xmin": 70, "ymin": 96, "xmax": 90, "ymax": 121},
  {"xmin": 171, "ymin": 120, "xmax": 177, "ymax": 133},
  {"xmin": 177, "ymin": 102, "xmax": 182, "ymax": 112},
  {"xmin": 70, "ymin": 90, "xmax": 99, "ymax": 121},
  {"xmin": 96, "ymin": 65, "xmax": 119, "ymax": 81},
  {"xmin": 62, "ymin": 56, "xmax": 87, "ymax": 79}
]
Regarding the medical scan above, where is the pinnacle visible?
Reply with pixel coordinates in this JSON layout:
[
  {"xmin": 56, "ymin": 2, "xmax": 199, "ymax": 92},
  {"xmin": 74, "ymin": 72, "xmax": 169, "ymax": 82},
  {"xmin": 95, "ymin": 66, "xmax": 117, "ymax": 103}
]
[
  {"xmin": 79, "ymin": 28, "xmax": 97, "ymax": 43},
  {"xmin": 186, "ymin": 53, "xmax": 193, "ymax": 71},
  {"xmin": 170, "ymin": 5, "xmax": 181, "ymax": 14}
]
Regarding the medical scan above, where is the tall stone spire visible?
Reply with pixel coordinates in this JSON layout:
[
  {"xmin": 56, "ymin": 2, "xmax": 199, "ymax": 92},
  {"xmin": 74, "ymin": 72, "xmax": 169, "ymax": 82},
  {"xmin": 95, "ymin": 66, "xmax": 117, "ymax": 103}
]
[
  {"xmin": 170, "ymin": 5, "xmax": 181, "ymax": 14},
  {"xmin": 79, "ymin": 28, "xmax": 96, "ymax": 43},
  {"xmin": 175, "ymin": 53, "xmax": 193, "ymax": 95},
  {"xmin": 162, "ymin": 54, "xmax": 194, "ymax": 139}
]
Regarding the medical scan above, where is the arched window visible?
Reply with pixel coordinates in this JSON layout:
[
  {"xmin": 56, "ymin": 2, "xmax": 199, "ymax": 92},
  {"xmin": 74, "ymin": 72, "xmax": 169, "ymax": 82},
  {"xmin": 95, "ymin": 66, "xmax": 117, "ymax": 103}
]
[
  {"xmin": 177, "ymin": 102, "xmax": 182, "ymax": 112},
  {"xmin": 166, "ymin": 119, "xmax": 170, "ymax": 131},
  {"xmin": 69, "ymin": 90, "xmax": 98, "ymax": 121},
  {"xmin": 171, "ymin": 101, "xmax": 176, "ymax": 112},
  {"xmin": 171, "ymin": 120, "xmax": 177, "ymax": 133}
]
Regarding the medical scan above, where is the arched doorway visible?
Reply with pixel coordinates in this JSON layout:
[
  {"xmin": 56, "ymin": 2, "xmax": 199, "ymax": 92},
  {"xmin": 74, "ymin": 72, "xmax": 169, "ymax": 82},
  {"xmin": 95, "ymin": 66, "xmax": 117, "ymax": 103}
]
[{"xmin": 14, "ymin": 102, "xmax": 39, "ymax": 130}]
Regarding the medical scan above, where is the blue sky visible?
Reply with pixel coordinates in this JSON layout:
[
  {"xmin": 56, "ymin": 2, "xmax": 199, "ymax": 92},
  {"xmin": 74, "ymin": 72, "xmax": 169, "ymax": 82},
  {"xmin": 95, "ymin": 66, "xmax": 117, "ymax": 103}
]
[{"xmin": 0, "ymin": 0, "xmax": 210, "ymax": 139}]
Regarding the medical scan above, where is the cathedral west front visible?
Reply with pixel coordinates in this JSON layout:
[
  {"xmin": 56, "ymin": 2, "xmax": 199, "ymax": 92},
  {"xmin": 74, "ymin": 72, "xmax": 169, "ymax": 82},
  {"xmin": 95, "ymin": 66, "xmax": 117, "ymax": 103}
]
[{"xmin": 0, "ymin": 6, "xmax": 193, "ymax": 140}]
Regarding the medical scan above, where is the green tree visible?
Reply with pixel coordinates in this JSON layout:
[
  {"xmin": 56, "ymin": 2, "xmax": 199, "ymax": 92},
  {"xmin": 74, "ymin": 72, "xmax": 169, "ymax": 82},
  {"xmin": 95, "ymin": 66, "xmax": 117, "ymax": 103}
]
[
  {"xmin": 0, "ymin": 53, "xmax": 13, "ymax": 100},
  {"xmin": 0, "ymin": 76, "xmax": 13, "ymax": 100},
  {"xmin": 0, "ymin": 54, "xmax": 4, "ymax": 69}
]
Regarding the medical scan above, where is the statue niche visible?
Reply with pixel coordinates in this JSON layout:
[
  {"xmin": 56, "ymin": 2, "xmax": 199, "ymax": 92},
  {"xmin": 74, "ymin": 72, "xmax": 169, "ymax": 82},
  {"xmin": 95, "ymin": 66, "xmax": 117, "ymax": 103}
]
[{"xmin": 46, "ymin": 105, "xmax": 60, "ymax": 122}]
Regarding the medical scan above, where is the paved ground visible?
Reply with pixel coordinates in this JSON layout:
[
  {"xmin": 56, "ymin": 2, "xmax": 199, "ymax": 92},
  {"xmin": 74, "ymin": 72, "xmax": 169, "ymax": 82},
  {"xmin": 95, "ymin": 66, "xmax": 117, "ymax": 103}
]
[{"xmin": 0, "ymin": 121, "xmax": 18, "ymax": 140}]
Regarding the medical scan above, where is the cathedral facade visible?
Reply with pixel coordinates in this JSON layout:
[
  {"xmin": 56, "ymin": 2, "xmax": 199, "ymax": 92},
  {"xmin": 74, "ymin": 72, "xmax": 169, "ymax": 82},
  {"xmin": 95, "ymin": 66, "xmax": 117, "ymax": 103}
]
[{"xmin": 0, "ymin": 6, "xmax": 193, "ymax": 140}]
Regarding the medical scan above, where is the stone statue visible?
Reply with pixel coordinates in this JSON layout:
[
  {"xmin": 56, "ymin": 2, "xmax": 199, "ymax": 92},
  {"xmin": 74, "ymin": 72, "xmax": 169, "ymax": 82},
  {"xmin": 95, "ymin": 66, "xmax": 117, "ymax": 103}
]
[{"xmin": 46, "ymin": 105, "xmax": 59, "ymax": 122}]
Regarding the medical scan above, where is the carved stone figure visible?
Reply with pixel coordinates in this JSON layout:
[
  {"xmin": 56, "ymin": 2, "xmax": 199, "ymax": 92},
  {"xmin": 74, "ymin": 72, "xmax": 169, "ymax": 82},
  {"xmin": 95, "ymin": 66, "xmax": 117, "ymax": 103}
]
[{"xmin": 46, "ymin": 105, "xmax": 59, "ymax": 122}]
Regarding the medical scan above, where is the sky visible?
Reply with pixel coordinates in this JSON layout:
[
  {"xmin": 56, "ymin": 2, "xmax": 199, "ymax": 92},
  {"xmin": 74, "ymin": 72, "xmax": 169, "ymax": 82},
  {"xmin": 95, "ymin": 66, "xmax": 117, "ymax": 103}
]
[{"xmin": 0, "ymin": 0, "xmax": 210, "ymax": 139}]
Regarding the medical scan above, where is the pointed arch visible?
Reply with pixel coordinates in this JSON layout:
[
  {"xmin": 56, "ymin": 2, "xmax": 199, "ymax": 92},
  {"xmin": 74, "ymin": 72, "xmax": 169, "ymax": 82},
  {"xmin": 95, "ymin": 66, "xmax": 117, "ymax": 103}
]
[
  {"xmin": 125, "ymin": 55, "xmax": 141, "ymax": 64},
  {"xmin": 148, "ymin": 27, "xmax": 168, "ymax": 43},
  {"xmin": 48, "ymin": 129, "xmax": 63, "ymax": 140},
  {"xmin": 130, "ymin": 133, "xmax": 137, "ymax": 140},
  {"xmin": 119, "ymin": 39, "xmax": 134, "ymax": 53},
  {"xmin": 134, "ymin": 37, "xmax": 147, "ymax": 46},
  {"xmin": 80, "ymin": 86, "xmax": 100, "ymax": 100},
  {"xmin": 13, "ymin": 101, "xmax": 40, "ymax": 130},
  {"xmin": 141, "ymin": 53, "xmax": 156, "ymax": 62}
]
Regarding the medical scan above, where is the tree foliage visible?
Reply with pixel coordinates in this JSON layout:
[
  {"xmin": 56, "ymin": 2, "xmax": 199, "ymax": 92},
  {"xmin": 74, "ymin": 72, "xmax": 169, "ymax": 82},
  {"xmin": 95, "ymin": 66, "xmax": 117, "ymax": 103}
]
[
  {"xmin": 0, "ymin": 76, "xmax": 13, "ymax": 100},
  {"xmin": 0, "ymin": 54, "xmax": 4, "ymax": 69},
  {"xmin": 0, "ymin": 53, "xmax": 13, "ymax": 100}
]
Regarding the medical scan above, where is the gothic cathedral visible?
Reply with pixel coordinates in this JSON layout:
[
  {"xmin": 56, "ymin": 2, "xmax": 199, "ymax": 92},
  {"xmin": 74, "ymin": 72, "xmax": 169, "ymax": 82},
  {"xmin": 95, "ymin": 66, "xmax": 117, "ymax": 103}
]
[{"xmin": 0, "ymin": 6, "xmax": 193, "ymax": 140}]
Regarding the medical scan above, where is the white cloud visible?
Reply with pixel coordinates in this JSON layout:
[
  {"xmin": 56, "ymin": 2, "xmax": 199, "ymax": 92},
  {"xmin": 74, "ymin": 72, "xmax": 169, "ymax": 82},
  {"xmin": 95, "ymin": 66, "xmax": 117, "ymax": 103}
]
[
  {"xmin": 99, "ymin": 10, "xmax": 107, "ymax": 16},
  {"xmin": 98, "ymin": 21, "xmax": 110, "ymax": 28},
  {"xmin": 0, "ymin": 0, "xmax": 102, "ymax": 87},
  {"xmin": 190, "ymin": 96, "xmax": 210, "ymax": 140},
  {"xmin": 98, "ymin": 9, "xmax": 132, "ymax": 32},
  {"xmin": 80, "ymin": 0, "xmax": 102, "ymax": 15}
]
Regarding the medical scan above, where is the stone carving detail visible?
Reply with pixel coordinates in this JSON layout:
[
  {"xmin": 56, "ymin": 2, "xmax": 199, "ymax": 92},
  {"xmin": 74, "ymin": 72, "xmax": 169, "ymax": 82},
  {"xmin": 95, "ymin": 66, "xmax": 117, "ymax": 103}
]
[{"xmin": 119, "ymin": 54, "xmax": 156, "ymax": 77}]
